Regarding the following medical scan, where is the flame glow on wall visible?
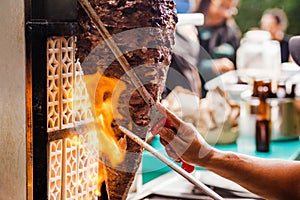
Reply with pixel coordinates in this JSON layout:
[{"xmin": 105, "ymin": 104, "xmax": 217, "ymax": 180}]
[{"xmin": 47, "ymin": 36, "xmax": 128, "ymax": 199}]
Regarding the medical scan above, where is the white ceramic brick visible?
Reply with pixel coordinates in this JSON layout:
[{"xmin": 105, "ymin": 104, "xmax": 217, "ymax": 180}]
[
  {"xmin": 48, "ymin": 140, "xmax": 63, "ymax": 200},
  {"xmin": 74, "ymin": 61, "xmax": 94, "ymax": 125},
  {"xmin": 47, "ymin": 38, "xmax": 61, "ymax": 132}
]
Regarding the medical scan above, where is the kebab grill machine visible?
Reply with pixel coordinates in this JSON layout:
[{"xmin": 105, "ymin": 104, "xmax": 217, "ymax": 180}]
[{"xmin": 0, "ymin": 0, "xmax": 226, "ymax": 199}]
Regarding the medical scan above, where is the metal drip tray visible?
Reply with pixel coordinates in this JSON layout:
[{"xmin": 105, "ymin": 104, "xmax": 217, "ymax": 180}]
[{"xmin": 128, "ymin": 171, "xmax": 263, "ymax": 200}]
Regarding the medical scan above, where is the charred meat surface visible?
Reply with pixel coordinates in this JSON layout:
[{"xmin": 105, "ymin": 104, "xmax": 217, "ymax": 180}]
[{"xmin": 77, "ymin": 1, "xmax": 177, "ymax": 199}]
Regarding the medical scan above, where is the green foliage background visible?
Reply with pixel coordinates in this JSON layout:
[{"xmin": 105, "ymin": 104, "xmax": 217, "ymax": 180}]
[{"xmin": 236, "ymin": 0, "xmax": 300, "ymax": 36}]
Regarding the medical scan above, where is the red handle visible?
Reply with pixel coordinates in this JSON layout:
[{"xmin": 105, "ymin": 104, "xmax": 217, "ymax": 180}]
[
  {"xmin": 182, "ymin": 162, "xmax": 195, "ymax": 173},
  {"xmin": 152, "ymin": 119, "xmax": 195, "ymax": 173}
]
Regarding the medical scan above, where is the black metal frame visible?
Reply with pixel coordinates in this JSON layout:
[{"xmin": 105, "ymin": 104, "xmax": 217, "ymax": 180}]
[{"xmin": 25, "ymin": 0, "xmax": 77, "ymax": 199}]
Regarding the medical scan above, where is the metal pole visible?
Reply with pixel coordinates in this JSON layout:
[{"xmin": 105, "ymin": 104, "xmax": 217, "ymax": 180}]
[{"xmin": 119, "ymin": 126, "xmax": 224, "ymax": 200}]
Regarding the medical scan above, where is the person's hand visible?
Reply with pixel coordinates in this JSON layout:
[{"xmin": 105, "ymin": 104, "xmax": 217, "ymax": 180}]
[
  {"xmin": 212, "ymin": 57, "xmax": 235, "ymax": 73},
  {"xmin": 152, "ymin": 102, "xmax": 213, "ymax": 167}
]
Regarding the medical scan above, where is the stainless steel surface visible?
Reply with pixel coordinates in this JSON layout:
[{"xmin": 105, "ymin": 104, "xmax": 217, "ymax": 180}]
[
  {"xmin": 128, "ymin": 171, "xmax": 262, "ymax": 200},
  {"xmin": 243, "ymin": 97, "xmax": 300, "ymax": 141},
  {"xmin": 268, "ymin": 98, "xmax": 300, "ymax": 140},
  {"xmin": 119, "ymin": 126, "xmax": 225, "ymax": 200}
]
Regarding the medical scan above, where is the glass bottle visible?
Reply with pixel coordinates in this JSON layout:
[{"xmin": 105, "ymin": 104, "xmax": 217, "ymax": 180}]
[{"xmin": 255, "ymin": 85, "xmax": 270, "ymax": 152}]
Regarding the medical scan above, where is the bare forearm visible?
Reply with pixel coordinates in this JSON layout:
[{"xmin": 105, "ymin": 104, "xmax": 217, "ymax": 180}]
[
  {"xmin": 154, "ymin": 104, "xmax": 300, "ymax": 199},
  {"xmin": 199, "ymin": 149, "xmax": 300, "ymax": 199}
]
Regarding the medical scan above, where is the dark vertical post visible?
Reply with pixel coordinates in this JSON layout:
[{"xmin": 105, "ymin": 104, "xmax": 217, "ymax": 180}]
[
  {"xmin": 25, "ymin": 0, "xmax": 78, "ymax": 199},
  {"xmin": 26, "ymin": 22, "xmax": 48, "ymax": 200}
]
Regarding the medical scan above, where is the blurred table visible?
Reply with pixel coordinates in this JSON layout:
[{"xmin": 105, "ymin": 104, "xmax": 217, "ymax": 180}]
[
  {"xmin": 142, "ymin": 134, "xmax": 300, "ymax": 184},
  {"xmin": 215, "ymin": 134, "xmax": 300, "ymax": 160}
]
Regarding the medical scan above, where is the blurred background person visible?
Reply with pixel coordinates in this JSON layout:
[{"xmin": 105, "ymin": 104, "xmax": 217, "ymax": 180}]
[
  {"xmin": 190, "ymin": 0, "xmax": 241, "ymax": 97},
  {"xmin": 163, "ymin": 0, "xmax": 203, "ymax": 98},
  {"xmin": 165, "ymin": 0, "xmax": 241, "ymax": 98},
  {"xmin": 260, "ymin": 8, "xmax": 291, "ymax": 63}
]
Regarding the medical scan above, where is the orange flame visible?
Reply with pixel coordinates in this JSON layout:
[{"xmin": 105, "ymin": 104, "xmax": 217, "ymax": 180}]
[
  {"xmin": 81, "ymin": 71, "xmax": 128, "ymax": 197},
  {"xmin": 94, "ymin": 163, "xmax": 105, "ymax": 197},
  {"xmin": 93, "ymin": 74, "xmax": 127, "ymax": 166}
]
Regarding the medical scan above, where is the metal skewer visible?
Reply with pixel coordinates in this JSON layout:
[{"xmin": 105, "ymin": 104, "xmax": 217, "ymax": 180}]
[
  {"xmin": 78, "ymin": 0, "xmax": 154, "ymax": 106},
  {"xmin": 119, "ymin": 126, "xmax": 224, "ymax": 200}
]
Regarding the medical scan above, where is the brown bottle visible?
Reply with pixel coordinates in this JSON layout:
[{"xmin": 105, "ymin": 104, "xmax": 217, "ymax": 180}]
[
  {"xmin": 255, "ymin": 85, "xmax": 270, "ymax": 152},
  {"xmin": 252, "ymin": 79, "xmax": 274, "ymax": 98},
  {"xmin": 255, "ymin": 119, "xmax": 270, "ymax": 152}
]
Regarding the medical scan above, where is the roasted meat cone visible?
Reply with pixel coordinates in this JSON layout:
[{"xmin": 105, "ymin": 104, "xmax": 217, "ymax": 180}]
[{"xmin": 77, "ymin": 1, "xmax": 177, "ymax": 199}]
